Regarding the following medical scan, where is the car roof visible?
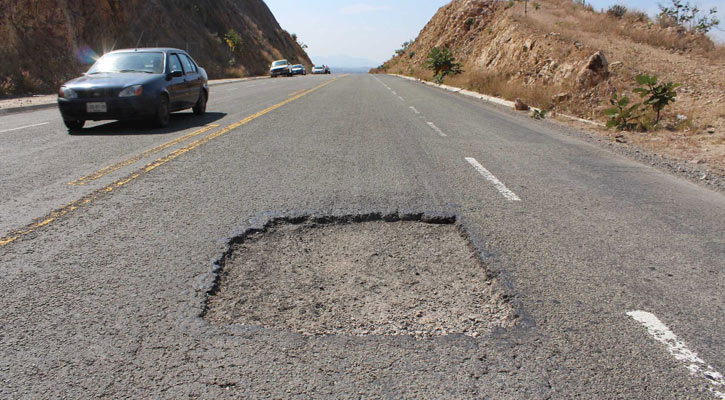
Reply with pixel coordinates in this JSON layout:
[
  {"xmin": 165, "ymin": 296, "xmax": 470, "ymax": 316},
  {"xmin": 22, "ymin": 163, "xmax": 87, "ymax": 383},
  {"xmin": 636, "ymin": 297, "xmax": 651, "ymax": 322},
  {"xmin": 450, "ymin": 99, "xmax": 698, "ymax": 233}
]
[{"xmin": 109, "ymin": 48, "xmax": 187, "ymax": 54}]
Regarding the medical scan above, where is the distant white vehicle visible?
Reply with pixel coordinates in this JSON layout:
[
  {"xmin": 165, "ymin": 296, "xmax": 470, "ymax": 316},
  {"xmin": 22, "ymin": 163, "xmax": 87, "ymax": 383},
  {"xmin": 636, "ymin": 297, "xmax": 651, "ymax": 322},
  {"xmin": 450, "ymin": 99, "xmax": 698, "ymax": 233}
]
[{"xmin": 311, "ymin": 66, "xmax": 325, "ymax": 74}]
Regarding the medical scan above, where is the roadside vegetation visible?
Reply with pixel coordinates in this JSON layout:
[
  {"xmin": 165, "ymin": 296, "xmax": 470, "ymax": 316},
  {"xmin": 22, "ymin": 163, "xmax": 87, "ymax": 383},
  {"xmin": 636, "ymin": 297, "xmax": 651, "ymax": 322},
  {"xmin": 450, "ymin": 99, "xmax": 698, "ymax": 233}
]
[
  {"xmin": 424, "ymin": 47, "xmax": 462, "ymax": 84},
  {"xmin": 605, "ymin": 74, "xmax": 681, "ymax": 131}
]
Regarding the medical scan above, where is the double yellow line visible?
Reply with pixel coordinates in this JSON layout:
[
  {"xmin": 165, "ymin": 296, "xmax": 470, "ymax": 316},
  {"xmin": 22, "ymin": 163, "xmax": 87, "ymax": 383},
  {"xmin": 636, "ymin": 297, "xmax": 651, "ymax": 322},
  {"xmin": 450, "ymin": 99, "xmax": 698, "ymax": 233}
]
[
  {"xmin": 0, "ymin": 76, "xmax": 344, "ymax": 247},
  {"xmin": 68, "ymin": 124, "xmax": 219, "ymax": 186}
]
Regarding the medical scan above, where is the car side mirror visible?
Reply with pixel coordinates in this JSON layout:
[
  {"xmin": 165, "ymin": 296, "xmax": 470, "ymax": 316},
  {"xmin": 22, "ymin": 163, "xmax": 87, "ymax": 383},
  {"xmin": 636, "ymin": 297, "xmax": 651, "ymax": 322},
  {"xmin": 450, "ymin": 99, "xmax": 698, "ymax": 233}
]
[{"xmin": 167, "ymin": 70, "xmax": 183, "ymax": 79}]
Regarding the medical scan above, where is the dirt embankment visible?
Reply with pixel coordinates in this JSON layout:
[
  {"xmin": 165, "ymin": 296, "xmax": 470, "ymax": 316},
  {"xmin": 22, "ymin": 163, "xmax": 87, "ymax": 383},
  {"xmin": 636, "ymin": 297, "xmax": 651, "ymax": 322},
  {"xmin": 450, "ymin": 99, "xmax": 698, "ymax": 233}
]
[
  {"xmin": 375, "ymin": 0, "xmax": 725, "ymax": 173},
  {"xmin": 0, "ymin": 0, "xmax": 311, "ymax": 95}
]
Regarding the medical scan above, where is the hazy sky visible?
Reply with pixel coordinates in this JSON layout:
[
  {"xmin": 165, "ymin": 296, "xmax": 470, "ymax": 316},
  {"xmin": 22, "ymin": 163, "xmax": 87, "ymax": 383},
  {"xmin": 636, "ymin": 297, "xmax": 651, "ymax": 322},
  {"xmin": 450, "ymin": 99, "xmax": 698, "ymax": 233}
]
[{"xmin": 264, "ymin": 0, "xmax": 724, "ymax": 65}]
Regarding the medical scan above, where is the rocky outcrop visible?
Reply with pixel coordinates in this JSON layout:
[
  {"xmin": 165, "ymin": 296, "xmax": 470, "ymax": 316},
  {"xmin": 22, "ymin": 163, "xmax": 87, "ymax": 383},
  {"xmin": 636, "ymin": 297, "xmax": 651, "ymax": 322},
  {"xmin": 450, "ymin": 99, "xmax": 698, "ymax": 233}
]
[
  {"xmin": 0, "ymin": 0, "xmax": 311, "ymax": 95},
  {"xmin": 576, "ymin": 51, "xmax": 609, "ymax": 88},
  {"xmin": 514, "ymin": 98, "xmax": 530, "ymax": 111}
]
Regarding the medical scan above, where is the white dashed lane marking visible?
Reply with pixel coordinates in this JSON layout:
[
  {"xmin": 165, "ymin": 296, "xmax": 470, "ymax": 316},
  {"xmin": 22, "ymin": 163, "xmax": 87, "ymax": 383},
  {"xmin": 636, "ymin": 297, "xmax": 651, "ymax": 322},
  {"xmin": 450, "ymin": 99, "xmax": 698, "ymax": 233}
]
[
  {"xmin": 627, "ymin": 311, "xmax": 725, "ymax": 399},
  {"xmin": 464, "ymin": 157, "xmax": 521, "ymax": 201},
  {"xmin": 410, "ymin": 106, "xmax": 420, "ymax": 114},
  {"xmin": 427, "ymin": 122, "xmax": 447, "ymax": 137},
  {"xmin": 0, "ymin": 122, "xmax": 49, "ymax": 133}
]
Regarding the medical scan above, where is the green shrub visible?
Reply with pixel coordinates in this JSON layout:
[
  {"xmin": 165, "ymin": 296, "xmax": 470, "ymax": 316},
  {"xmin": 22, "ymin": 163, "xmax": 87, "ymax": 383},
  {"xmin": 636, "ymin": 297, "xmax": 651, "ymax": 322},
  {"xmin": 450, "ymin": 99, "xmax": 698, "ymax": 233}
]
[
  {"xmin": 394, "ymin": 40, "xmax": 414, "ymax": 57},
  {"xmin": 424, "ymin": 47, "xmax": 463, "ymax": 84},
  {"xmin": 607, "ymin": 5, "xmax": 627, "ymax": 19},
  {"xmin": 633, "ymin": 73, "xmax": 680, "ymax": 124},
  {"xmin": 604, "ymin": 93, "xmax": 642, "ymax": 130},
  {"xmin": 223, "ymin": 29, "xmax": 243, "ymax": 52}
]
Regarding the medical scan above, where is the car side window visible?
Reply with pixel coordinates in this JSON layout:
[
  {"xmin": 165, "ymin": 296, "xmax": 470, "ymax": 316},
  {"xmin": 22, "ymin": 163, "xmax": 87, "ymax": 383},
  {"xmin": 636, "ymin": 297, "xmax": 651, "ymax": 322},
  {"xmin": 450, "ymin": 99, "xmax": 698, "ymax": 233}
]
[
  {"xmin": 168, "ymin": 54, "xmax": 183, "ymax": 74},
  {"xmin": 181, "ymin": 55, "xmax": 197, "ymax": 74}
]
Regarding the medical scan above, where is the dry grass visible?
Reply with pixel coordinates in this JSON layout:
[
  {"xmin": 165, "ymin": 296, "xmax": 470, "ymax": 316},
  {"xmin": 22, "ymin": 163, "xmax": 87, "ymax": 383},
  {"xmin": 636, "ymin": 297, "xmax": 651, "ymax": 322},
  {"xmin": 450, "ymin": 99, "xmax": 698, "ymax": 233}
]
[
  {"xmin": 518, "ymin": 0, "xmax": 724, "ymax": 60},
  {"xmin": 446, "ymin": 70, "xmax": 567, "ymax": 110}
]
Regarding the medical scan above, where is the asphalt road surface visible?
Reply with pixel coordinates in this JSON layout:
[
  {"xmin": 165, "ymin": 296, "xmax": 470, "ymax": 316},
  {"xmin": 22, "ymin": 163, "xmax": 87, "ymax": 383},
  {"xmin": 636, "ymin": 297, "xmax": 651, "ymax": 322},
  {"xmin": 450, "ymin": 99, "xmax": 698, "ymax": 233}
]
[{"xmin": 1, "ymin": 74, "xmax": 723, "ymax": 399}]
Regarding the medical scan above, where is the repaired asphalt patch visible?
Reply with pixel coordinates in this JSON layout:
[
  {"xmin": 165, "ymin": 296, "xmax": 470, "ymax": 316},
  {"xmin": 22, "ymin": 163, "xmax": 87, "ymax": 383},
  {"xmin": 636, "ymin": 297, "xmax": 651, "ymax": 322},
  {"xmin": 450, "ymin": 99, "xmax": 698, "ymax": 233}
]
[{"xmin": 204, "ymin": 215, "xmax": 515, "ymax": 337}]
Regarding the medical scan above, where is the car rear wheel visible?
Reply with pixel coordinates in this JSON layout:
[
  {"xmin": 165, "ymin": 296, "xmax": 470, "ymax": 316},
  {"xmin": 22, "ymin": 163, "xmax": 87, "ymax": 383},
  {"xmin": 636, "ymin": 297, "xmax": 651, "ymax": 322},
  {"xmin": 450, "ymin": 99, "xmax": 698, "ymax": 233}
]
[
  {"xmin": 193, "ymin": 90, "xmax": 207, "ymax": 115},
  {"xmin": 154, "ymin": 95, "xmax": 170, "ymax": 128},
  {"xmin": 64, "ymin": 119, "xmax": 85, "ymax": 132}
]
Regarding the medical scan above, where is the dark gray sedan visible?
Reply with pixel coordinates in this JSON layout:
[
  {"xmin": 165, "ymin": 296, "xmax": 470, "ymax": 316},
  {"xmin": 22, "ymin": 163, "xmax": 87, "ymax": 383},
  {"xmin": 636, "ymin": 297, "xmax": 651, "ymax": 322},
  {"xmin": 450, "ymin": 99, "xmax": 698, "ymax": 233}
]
[{"xmin": 57, "ymin": 48, "xmax": 208, "ymax": 131}]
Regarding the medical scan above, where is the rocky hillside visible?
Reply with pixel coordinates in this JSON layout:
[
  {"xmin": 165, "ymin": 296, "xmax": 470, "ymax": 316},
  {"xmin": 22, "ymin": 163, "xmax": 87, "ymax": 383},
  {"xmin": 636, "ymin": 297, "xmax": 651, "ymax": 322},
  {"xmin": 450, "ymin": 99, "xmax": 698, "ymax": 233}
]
[
  {"xmin": 0, "ymin": 0, "xmax": 311, "ymax": 95},
  {"xmin": 376, "ymin": 0, "xmax": 725, "ymax": 171}
]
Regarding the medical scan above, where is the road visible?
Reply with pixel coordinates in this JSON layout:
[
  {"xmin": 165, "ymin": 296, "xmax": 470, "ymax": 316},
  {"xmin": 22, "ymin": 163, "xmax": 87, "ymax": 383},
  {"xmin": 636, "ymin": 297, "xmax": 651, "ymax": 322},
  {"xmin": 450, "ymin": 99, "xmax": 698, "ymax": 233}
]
[{"xmin": 0, "ymin": 74, "xmax": 723, "ymax": 398}]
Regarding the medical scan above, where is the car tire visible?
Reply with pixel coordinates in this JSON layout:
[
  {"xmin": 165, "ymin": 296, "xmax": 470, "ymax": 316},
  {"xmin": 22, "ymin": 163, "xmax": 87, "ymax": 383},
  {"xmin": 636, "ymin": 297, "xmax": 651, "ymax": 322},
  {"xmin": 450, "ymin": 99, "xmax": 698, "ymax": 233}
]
[
  {"xmin": 64, "ymin": 119, "xmax": 85, "ymax": 132},
  {"xmin": 154, "ymin": 95, "xmax": 170, "ymax": 128},
  {"xmin": 193, "ymin": 90, "xmax": 207, "ymax": 116}
]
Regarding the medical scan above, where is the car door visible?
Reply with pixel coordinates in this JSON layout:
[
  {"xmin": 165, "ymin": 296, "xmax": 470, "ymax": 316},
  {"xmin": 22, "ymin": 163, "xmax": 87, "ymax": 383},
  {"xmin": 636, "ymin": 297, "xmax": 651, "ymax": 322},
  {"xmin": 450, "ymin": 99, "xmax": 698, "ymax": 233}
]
[
  {"xmin": 180, "ymin": 54, "xmax": 202, "ymax": 105},
  {"xmin": 166, "ymin": 54, "xmax": 186, "ymax": 109}
]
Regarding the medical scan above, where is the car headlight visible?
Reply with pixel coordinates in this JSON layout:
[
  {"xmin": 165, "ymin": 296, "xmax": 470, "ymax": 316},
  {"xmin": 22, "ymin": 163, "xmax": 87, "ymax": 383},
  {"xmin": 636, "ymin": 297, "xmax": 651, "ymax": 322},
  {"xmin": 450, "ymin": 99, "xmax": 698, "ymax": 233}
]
[
  {"xmin": 119, "ymin": 85, "xmax": 143, "ymax": 97},
  {"xmin": 59, "ymin": 87, "xmax": 78, "ymax": 99}
]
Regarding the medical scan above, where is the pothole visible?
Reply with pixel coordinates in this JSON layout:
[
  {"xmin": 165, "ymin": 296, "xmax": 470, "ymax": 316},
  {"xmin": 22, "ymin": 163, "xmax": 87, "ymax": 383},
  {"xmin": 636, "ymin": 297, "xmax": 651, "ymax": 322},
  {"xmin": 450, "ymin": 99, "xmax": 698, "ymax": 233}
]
[{"xmin": 203, "ymin": 214, "xmax": 516, "ymax": 337}]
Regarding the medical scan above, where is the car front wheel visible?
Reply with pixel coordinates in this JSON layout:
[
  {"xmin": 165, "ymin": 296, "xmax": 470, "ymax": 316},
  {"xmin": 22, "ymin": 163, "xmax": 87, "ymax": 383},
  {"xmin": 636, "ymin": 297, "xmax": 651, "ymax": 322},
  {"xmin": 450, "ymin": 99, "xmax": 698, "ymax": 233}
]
[
  {"xmin": 154, "ymin": 95, "xmax": 170, "ymax": 128},
  {"xmin": 193, "ymin": 90, "xmax": 207, "ymax": 115},
  {"xmin": 64, "ymin": 119, "xmax": 85, "ymax": 132}
]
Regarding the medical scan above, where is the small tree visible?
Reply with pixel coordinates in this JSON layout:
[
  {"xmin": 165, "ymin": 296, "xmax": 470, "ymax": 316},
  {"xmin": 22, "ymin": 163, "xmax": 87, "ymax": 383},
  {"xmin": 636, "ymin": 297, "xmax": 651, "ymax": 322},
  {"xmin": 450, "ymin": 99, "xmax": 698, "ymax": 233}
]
[
  {"xmin": 633, "ymin": 73, "xmax": 680, "ymax": 124},
  {"xmin": 604, "ymin": 93, "xmax": 641, "ymax": 130},
  {"xmin": 658, "ymin": 0, "xmax": 720, "ymax": 33},
  {"xmin": 424, "ymin": 47, "xmax": 463, "ymax": 84}
]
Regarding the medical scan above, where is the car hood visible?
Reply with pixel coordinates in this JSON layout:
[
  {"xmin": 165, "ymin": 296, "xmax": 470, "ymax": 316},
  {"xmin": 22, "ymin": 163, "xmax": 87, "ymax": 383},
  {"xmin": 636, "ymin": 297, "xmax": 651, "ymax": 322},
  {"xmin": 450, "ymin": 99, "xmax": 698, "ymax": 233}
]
[
  {"xmin": 270, "ymin": 65, "xmax": 289, "ymax": 70},
  {"xmin": 63, "ymin": 73, "xmax": 161, "ymax": 89}
]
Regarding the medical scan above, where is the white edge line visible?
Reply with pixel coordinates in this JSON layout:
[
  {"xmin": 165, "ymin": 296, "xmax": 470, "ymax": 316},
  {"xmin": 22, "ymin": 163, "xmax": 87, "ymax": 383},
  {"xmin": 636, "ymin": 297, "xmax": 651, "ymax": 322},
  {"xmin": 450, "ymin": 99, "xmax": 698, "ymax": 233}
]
[
  {"xmin": 465, "ymin": 157, "xmax": 521, "ymax": 202},
  {"xmin": 0, "ymin": 122, "xmax": 49, "ymax": 133},
  {"xmin": 426, "ymin": 122, "xmax": 447, "ymax": 137},
  {"xmin": 386, "ymin": 74, "xmax": 606, "ymax": 127},
  {"xmin": 627, "ymin": 310, "xmax": 725, "ymax": 399}
]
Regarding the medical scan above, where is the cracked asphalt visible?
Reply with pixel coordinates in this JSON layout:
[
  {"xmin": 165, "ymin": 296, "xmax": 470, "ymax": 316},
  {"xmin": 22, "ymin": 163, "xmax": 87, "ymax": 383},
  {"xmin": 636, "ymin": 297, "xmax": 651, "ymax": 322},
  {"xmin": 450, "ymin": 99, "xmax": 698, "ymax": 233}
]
[{"xmin": 0, "ymin": 74, "xmax": 723, "ymax": 398}]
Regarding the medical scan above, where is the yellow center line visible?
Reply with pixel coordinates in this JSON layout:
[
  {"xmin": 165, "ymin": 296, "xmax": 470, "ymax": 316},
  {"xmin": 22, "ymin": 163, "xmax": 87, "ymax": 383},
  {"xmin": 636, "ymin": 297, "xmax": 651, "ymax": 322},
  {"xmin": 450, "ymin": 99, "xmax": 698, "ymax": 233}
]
[
  {"xmin": 0, "ymin": 76, "xmax": 345, "ymax": 248},
  {"xmin": 288, "ymin": 89, "xmax": 305, "ymax": 97},
  {"xmin": 68, "ymin": 124, "xmax": 220, "ymax": 186}
]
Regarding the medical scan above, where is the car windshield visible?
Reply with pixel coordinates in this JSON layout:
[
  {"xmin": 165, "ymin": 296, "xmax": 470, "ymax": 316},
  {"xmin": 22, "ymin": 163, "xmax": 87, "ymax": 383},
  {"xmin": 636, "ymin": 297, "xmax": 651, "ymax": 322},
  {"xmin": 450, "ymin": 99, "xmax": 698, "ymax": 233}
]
[
  {"xmin": 88, "ymin": 52, "xmax": 165, "ymax": 74},
  {"xmin": 272, "ymin": 61, "xmax": 288, "ymax": 67}
]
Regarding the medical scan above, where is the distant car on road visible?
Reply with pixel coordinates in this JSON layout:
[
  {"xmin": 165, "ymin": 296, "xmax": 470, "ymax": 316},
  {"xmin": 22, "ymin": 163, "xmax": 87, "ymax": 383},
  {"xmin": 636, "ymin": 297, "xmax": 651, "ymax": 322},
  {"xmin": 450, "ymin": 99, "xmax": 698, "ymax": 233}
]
[
  {"xmin": 324, "ymin": 65, "xmax": 331, "ymax": 74},
  {"xmin": 270, "ymin": 60, "xmax": 292, "ymax": 77},
  {"xmin": 57, "ymin": 48, "xmax": 208, "ymax": 131},
  {"xmin": 311, "ymin": 66, "xmax": 325, "ymax": 74},
  {"xmin": 290, "ymin": 64, "xmax": 306, "ymax": 75}
]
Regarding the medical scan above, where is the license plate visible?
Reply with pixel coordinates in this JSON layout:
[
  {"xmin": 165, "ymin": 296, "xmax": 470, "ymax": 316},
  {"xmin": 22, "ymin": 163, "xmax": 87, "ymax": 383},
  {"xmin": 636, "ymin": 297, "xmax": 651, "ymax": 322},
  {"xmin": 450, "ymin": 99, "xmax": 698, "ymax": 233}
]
[{"xmin": 86, "ymin": 102, "xmax": 107, "ymax": 113}]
